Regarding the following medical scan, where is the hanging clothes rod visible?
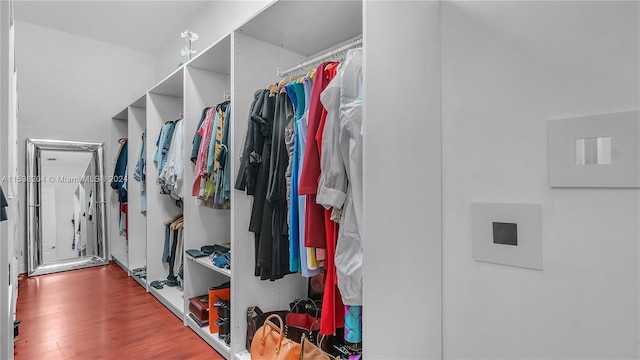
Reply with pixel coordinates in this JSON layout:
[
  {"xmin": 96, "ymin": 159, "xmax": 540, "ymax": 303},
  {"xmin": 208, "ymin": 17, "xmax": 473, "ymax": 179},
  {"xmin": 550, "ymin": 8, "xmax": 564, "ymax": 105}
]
[{"xmin": 277, "ymin": 37, "xmax": 363, "ymax": 77}]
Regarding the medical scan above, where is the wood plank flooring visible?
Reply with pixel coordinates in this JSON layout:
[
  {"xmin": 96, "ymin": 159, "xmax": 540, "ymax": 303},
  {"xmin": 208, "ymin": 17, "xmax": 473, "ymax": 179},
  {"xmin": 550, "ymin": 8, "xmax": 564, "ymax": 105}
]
[{"xmin": 14, "ymin": 262, "xmax": 224, "ymax": 360}]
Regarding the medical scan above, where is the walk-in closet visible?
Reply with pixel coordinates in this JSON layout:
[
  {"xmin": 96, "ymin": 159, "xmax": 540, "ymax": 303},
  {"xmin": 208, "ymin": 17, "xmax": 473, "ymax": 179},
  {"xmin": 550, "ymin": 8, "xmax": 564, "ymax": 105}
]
[{"xmin": 1, "ymin": 1, "xmax": 638, "ymax": 360}]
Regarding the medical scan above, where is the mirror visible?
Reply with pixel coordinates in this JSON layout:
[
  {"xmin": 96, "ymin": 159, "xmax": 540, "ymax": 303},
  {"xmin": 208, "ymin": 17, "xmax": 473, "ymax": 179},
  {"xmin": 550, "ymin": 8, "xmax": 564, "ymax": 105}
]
[{"xmin": 26, "ymin": 139, "xmax": 108, "ymax": 276}]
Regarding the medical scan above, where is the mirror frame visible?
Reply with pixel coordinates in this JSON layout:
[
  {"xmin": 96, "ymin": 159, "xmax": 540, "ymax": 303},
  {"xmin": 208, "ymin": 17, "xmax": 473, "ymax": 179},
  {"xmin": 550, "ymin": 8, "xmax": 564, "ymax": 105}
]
[{"xmin": 26, "ymin": 138, "xmax": 109, "ymax": 276}]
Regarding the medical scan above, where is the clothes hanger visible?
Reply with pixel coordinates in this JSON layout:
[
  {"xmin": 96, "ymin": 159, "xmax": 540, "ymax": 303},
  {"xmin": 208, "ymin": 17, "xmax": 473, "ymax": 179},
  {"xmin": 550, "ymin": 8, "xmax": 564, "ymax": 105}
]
[
  {"xmin": 267, "ymin": 83, "xmax": 279, "ymax": 97},
  {"xmin": 118, "ymin": 138, "xmax": 128, "ymax": 144},
  {"xmin": 170, "ymin": 217, "xmax": 183, "ymax": 230},
  {"xmin": 163, "ymin": 213, "xmax": 182, "ymax": 225},
  {"xmin": 279, "ymin": 74, "xmax": 303, "ymax": 87},
  {"xmin": 307, "ymin": 69, "xmax": 316, "ymax": 80}
]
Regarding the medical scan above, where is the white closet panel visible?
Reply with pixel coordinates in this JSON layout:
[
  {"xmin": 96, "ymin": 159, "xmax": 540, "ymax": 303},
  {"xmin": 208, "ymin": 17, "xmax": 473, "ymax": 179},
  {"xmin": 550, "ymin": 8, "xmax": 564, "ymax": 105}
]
[
  {"xmin": 182, "ymin": 34, "xmax": 233, "ymax": 358},
  {"xmin": 127, "ymin": 100, "xmax": 147, "ymax": 289},
  {"xmin": 109, "ymin": 115, "xmax": 128, "ymax": 272},
  {"xmin": 363, "ymin": 1, "xmax": 442, "ymax": 359}
]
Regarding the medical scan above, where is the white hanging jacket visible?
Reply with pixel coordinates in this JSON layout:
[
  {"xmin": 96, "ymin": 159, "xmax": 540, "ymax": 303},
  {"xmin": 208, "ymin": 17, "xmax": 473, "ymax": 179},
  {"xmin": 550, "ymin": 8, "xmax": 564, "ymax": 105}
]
[{"xmin": 316, "ymin": 48, "xmax": 363, "ymax": 306}]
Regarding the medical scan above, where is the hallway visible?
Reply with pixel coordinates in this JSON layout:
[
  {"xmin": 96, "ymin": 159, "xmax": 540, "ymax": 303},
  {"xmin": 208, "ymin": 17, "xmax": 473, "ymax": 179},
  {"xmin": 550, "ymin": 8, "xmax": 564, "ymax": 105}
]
[{"xmin": 14, "ymin": 262, "xmax": 224, "ymax": 360}]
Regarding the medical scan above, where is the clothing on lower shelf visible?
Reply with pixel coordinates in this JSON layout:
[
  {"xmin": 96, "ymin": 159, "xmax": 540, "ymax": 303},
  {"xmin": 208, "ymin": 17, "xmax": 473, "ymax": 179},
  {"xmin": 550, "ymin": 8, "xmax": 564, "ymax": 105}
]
[{"xmin": 162, "ymin": 214, "xmax": 184, "ymax": 286}]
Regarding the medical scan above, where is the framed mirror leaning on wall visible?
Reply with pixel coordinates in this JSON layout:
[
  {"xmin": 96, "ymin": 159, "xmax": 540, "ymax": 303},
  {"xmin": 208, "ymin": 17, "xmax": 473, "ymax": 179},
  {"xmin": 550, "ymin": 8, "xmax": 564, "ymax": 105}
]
[{"xmin": 26, "ymin": 139, "xmax": 109, "ymax": 276}]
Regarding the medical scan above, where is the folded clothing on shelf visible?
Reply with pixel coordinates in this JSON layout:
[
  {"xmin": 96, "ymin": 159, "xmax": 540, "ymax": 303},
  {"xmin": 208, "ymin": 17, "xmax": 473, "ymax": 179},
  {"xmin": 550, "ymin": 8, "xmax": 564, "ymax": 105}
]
[
  {"xmin": 186, "ymin": 249, "xmax": 207, "ymax": 258},
  {"xmin": 211, "ymin": 251, "xmax": 230, "ymax": 269},
  {"xmin": 201, "ymin": 243, "xmax": 230, "ymax": 256}
]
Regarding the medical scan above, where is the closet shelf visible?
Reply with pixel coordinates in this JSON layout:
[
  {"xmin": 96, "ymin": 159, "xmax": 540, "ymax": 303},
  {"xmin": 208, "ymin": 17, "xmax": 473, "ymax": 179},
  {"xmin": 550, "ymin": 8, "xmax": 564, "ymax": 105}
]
[
  {"xmin": 132, "ymin": 275, "xmax": 147, "ymax": 289},
  {"xmin": 187, "ymin": 254, "xmax": 231, "ymax": 277},
  {"xmin": 111, "ymin": 252, "xmax": 129, "ymax": 273},
  {"xmin": 112, "ymin": 108, "xmax": 128, "ymax": 121},
  {"xmin": 150, "ymin": 286, "xmax": 184, "ymax": 320},
  {"xmin": 186, "ymin": 317, "xmax": 231, "ymax": 358},
  {"xmin": 234, "ymin": 350, "xmax": 251, "ymax": 360}
]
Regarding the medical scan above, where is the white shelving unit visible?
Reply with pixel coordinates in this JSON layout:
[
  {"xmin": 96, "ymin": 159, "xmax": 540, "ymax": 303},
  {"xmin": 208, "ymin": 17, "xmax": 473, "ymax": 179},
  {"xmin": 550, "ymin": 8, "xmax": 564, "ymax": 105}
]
[
  {"xmin": 150, "ymin": 285, "xmax": 184, "ymax": 320},
  {"xmin": 186, "ymin": 315, "xmax": 231, "ymax": 358},
  {"xmin": 229, "ymin": 1, "xmax": 361, "ymax": 358},
  {"xmin": 234, "ymin": 350, "xmax": 250, "ymax": 360},
  {"xmin": 181, "ymin": 34, "xmax": 233, "ymax": 357},
  {"xmin": 110, "ymin": 109, "xmax": 129, "ymax": 273},
  {"xmin": 109, "ymin": 95, "xmax": 149, "ymax": 290},
  {"xmin": 127, "ymin": 95, "xmax": 148, "ymax": 290},
  {"xmin": 186, "ymin": 255, "xmax": 231, "ymax": 277},
  {"xmin": 146, "ymin": 67, "xmax": 185, "ymax": 321}
]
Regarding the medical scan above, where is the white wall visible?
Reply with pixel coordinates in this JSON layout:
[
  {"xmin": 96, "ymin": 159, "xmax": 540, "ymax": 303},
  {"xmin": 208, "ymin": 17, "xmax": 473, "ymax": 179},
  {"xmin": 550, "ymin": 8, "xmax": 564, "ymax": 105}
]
[
  {"xmin": 363, "ymin": 1, "xmax": 442, "ymax": 359},
  {"xmin": 441, "ymin": 1, "xmax": 639, "ymax": 359},
  {"xmin": 15, "ymin": 21, "xmax": 156, "ymax": 272},
  {"xmin": 153, "ymin": 0, "xmax": 268, "ymax": 81}
]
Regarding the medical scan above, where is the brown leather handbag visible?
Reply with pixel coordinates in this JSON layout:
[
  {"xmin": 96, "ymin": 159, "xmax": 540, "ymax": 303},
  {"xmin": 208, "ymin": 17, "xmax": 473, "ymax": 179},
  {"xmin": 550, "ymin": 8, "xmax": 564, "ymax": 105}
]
[
  {"xmin": 250, "ymin": 314, "xmax": 300, "ymax": 360},
  {"xmin": 300, "ymin": 334, "xmax": 338, "ymax": 360}
]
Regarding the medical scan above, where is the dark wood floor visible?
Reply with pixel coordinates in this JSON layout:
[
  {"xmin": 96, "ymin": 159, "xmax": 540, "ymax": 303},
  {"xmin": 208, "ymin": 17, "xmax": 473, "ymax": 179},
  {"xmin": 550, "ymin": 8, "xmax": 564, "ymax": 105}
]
[{"xmin": 14, "ymin": 262, "xmax": 224, "ymax": 360}]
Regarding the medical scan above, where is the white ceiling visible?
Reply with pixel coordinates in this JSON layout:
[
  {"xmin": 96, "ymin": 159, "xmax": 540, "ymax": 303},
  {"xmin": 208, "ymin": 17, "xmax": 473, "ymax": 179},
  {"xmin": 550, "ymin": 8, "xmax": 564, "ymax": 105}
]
[{"xmin": 13, "ymin": 0, "xmax": 211, "ymax": 54}]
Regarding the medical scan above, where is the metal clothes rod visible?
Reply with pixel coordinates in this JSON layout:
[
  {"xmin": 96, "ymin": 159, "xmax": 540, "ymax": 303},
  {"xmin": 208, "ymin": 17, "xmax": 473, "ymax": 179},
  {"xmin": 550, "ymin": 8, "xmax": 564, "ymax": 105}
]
[{"xmin": 277, "ymin": 37, "xmax": 363, "ymax": 77}]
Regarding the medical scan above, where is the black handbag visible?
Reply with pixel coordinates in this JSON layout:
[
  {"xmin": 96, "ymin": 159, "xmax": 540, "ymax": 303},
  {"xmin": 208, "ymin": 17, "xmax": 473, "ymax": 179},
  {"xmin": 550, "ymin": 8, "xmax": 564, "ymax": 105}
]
[{"xmin": 285, "ymin": 298, "xmax": 321, "ymax": 344}]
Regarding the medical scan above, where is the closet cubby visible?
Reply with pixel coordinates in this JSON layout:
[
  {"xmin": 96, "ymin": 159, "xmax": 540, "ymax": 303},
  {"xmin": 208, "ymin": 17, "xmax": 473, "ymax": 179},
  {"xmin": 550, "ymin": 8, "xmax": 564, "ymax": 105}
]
[
  {"xmin": 182, "ymin": 34, "xmax": 233, "ymax": 356},
  {"xmin": 109, "ymin": 111, "xmax": 128, "ymax": 273},
  {"xmin": 230, "ymin": 1, "xmax": 362, "ymax": 359},
  {"xmin": 127, "ymin": 95, "xmax": 147, "ymax": 289},
  {"xmin": 145, "ymin": 68, "xmax": 185, "ymax": 320}
]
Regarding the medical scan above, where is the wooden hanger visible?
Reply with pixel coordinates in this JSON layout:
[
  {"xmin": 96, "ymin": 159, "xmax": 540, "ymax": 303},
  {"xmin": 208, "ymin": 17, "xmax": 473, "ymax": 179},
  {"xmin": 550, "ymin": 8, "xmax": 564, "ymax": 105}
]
[
  {"xmin": 267, "ymin": 83, "xmax": 279, "ymax": 97},
  {"xmin": 279, "ymin": 74, "xmax": 303, "ymax": 87},
  {"xmin": 306, "ymin": 69, "xmax": 316, "ymax": 81},
  {"xmin": 170, "ymin": 217, "xmax": 184, "ymax": 230},
  {"xmin": 163, "ymin": 213, "xmax": 182, "ymax": 225}
]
